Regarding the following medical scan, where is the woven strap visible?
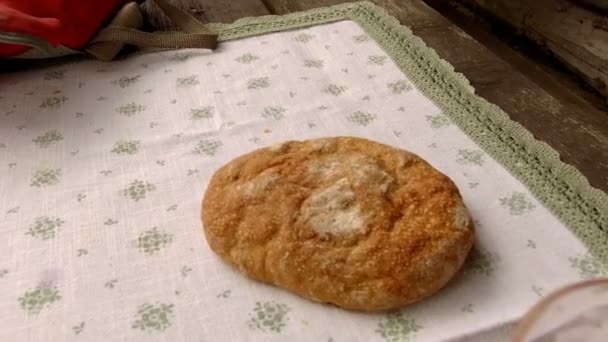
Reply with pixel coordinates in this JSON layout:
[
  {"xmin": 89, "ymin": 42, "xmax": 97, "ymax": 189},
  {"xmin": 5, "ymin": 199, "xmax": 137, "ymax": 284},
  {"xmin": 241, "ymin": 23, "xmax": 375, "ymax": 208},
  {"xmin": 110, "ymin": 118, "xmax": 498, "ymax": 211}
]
[
  {"xmin": 86, "ymin": 0, "xmax": 217, "ymax": 61},
  {"xmin": 90, "ymin": 27, "xmax": 218, "ymax": 49}
]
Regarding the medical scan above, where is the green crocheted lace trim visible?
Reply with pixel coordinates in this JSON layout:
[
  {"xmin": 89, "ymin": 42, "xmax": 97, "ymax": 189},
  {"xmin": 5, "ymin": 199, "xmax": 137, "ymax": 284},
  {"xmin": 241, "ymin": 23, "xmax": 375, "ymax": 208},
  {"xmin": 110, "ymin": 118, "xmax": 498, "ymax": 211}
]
[{"xmin": 209, "ymin": 1, "xmax": 608, "ymax": 265}]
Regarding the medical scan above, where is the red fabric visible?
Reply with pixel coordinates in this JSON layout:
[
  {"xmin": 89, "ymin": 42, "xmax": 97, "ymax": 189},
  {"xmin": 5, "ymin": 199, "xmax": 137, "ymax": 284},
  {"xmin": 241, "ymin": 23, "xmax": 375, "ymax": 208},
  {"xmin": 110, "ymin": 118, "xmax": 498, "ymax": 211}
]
[{"xmin": 0, "ymin": 0, "xmax": 127, "ymax": 56}]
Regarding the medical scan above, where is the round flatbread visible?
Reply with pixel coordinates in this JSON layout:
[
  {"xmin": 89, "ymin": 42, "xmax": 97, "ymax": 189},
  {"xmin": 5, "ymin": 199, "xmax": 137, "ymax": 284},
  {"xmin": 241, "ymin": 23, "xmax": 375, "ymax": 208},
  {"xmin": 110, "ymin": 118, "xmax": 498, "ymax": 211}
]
[{"xmin": 202, "ymin": 136, "xmax": 474, "ymax": 311}]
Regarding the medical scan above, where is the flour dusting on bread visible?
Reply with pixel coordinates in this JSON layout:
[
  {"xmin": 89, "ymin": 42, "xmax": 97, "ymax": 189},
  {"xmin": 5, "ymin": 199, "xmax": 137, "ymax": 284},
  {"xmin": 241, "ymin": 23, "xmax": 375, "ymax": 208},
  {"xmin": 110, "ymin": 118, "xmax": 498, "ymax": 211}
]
[
  {"xmin": 308, "ymin": 153, "xmax": 393, "ymax": 193},
  {"xmin": 351, "ymin": 154, "xmax": 393, "ymax": 193},
  {"xmin": 453, "ymin": 203, "xmax": 471, "ymax": 230},
  {"xmin": 239, "ymin": 171, "xmax": 279, "ymax": 197},
  {"xmin": 268, "ymin": 142, "xmax": 287, "ymax": 152},
  {"xmin": 302, "ymin": 178, "xmax": 365, "ymax": 235}
]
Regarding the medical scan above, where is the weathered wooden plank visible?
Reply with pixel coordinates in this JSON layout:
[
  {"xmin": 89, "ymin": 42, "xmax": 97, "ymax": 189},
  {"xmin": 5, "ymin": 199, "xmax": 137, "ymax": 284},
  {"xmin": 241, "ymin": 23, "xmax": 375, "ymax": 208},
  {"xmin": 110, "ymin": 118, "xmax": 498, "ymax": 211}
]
[
  {"xmin": 424, "ymin": 0, "xmax": 608, "ymax": 110},
  {"xmin": 451, "ymin": 0, "xmax": 608, "ymax": 100},
  {"xmin": 263, "ymin": 0, "xmax": 608, "ymax": 190},
  {"xmin": 263, "ymin": 0, "xmax": 451, "ymax": 29},
  {"xmin": 141, "ymin": 0, "xmax": 270, "ymax": 30}
]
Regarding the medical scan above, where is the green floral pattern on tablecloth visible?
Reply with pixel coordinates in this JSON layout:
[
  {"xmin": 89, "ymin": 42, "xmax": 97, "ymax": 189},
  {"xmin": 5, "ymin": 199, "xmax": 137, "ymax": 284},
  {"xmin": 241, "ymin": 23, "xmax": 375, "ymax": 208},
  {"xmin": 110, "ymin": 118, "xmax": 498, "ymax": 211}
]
[
  {"xmin": 72, "ymin": 322, "xmax": 85, "ymax": 335},
  {"xmin": 116, "ymin": 103, "xmax": 146, "ymax": 116},
  {"xmin": 30, "ymin": 168, "xmax": 61, "ymax": 187},
  {"xmin": 461, "ymin": 304, "xmax": 474, "ymax": 313},
  {"xmin": 190, "ymin": 106, "xmax": 214, "ymax": 120},
  {"xmin": 293, "ymin": 33, "xmax": 314, "ymax": 43},
  {"xmin": 376, "ymin": 313, "xmax": 422, "ymax": 342},
  {"xmin": 18, "ymin": 282, "xmax": 61, "ymax": 315},
  {"xmin": 169, "ymin": 52, "xmax": 194, "ymax": 61},
  {"xmin": 44, "ymin": 70, "xmax": 65, "ymax": 80},
  {"xmin": 236, "ymin": 53, "xmax": 260, "ymax": 64},
  {"xmin": 132, "ymin": 303, "xmax": 174, "ymax": 332},
  {"xmin": 247, "ymin": 77, "xmax": 271, "ymax": 89},
  {"xmin": 111, "ymin": 140, "xmax": 140, "ymax": 155},
  {"xmin": 387, "ymin": 80, "xmax": 412, "ymax": 94},
  {"xmin": 26, "ymin": 216, "xmax": 64, "ymax": 240},
  {"xmin": 249, "ymin": 301, "xmax": 290, "ymax": 333},
  {"xmin": 368, "ymin": 55, "xmax": 388, "ymax": 65},
  {"xmin": 426, "ymin": 113, "xmax": 451, "ymax": 128},
  {"xmin": 456, "ymin": 149, "xmax": 485, "ymax": 166},
  {"xmin": 180, "ymin": 266, "xmax": 192, "ymax": 277},
  {"xmin": 104, "ymin": 218, "xmax": 119, "ymax": 226},
  {"xmin": 105, "ymin": 279, "xmax": 118, "ymax": 288},
  {"xmin": 465, "ymin": 246, "xmax": 500, "ymax": 276},
  {"xmin": 122, "ymin": 180, "xmax": 156, "ymax": 201},
  {"xmin": 176, "ymin": 75, "xmax": 199, "ymax": 87},
  {"xmin": 33, "ymin": 130, "xmax": 63, "ymax": 148},
  {"xmin": 347, "ymin": 111, "xmax": 376, "ymax": 126},
  {"xmin": 134, "ymin": 227, "xmax": 173, "ymax": 255},
  {"xmin": 323, "ymin": 84, "xmax": 347, "ymax": 96},
  {"xmin": 261, "ymin": 107, "xmax": 286, "ymax": 120},
  {"xmin": 353, "ymin": 34, "xmax": 370, "ymax": 43},
  {"xmin": 217, "ymin": 290, "xmax": 231, "ymax": 298},
  {"xmin": 194, "ymin": 139, "xmax": 223, "ymax": 156},
  {"xmin": 569, "ymin": 254, "xmax": 607, "ymax": 279},
  {"xmin": 112, "ymin": 75, "xmax": 141, "ymax": 88},
  {"xmin": 40, "ymin": 96, "xmax": 67, "ymax": 109},
  {"xmin": 304, "ymin": 59, "xmax": 324, "ymax": 68},
  {"xmin": 500, "ymin": 192, "xmax": 536, "ymax": 215}
]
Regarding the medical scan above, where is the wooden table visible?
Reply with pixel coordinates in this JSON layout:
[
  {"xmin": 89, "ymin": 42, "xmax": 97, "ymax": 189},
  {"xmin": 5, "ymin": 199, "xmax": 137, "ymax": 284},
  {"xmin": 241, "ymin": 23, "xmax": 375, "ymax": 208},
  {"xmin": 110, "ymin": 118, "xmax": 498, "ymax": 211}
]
[{"xmin": 144, "ymin": 0, "xmax": 608, "ymax": 192}]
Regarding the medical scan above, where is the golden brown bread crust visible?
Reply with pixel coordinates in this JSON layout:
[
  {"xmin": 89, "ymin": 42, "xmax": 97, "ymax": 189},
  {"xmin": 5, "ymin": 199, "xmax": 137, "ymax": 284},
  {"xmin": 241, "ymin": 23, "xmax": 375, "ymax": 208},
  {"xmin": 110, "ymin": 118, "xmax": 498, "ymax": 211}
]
[{"xmin": 202, "ymin": 136, "xmax": 474, "ymax": 311}]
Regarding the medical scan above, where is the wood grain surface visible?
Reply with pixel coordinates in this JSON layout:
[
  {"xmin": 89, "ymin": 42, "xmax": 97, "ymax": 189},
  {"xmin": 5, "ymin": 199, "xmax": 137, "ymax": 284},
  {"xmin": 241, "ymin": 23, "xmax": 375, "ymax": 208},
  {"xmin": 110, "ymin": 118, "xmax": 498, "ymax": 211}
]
[
  {"xmin": 142, "ymin": 0, "xmax": 269, "ymax": 28},
  {"xmin": 450, "ymin": 0, "xmax": 608, "ymax": 100},
  {"xmin": 143, "ymin": 0, "xmax": 608, "ymax": 192}
]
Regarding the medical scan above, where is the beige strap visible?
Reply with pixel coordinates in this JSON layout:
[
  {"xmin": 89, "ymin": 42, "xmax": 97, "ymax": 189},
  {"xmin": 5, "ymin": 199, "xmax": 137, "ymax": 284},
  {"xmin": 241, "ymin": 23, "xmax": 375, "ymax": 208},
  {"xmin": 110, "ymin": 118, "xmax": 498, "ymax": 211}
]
[
  {"xmin": 86, "ymin": 0, "xmax": 217, "ymax": 61},
  {"xmin": 85, "ymin": 2, "xmax": 143, "ymax": 61},
  {"xmin": 90, "ymin": 27, "xmax": 218, "ymax": 49}
]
